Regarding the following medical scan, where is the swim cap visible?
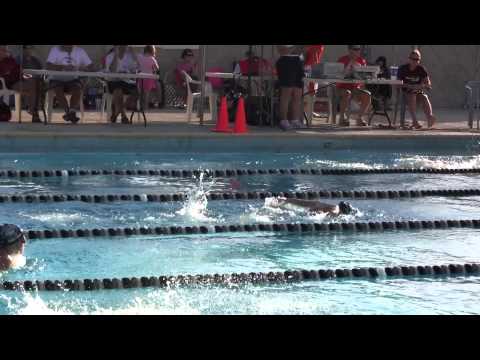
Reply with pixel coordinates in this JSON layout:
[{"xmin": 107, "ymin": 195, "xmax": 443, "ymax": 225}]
[
  {"xmin": 0, "ymin": 224, "xmax": 24, "ymax": 249},
  {"xmin": 339, "ymin": 202, "xmax": 354, "ymax": 215}
]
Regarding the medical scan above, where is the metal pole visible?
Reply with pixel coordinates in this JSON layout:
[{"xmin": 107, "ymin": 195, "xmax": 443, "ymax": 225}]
[
  {"xmin": 19, "ymin": 45, "xmax": 23, "ymax": 124},
  {"xmin": 260, "ymin": 45, "xmax": 264, "ymax": 126},
  {"xmin": 199, "ymin": 45, "xmax": 207, "ymax": 126},
  {"xmin": 271, "ymin": 45, "xmax": 275, "ymax": 127}
]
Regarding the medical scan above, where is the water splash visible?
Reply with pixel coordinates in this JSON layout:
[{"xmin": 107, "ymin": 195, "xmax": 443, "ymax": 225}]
[
  {"xmin": 176, "ymin": 171, "xmax": 220, "ymax": 223},
  {"xmin": 305, "ymin": 159, "xmax": 384, "ymax": 170},
  {"xmin": 396, "ymin": 155, "xmax": 480, "ymax": 169}
]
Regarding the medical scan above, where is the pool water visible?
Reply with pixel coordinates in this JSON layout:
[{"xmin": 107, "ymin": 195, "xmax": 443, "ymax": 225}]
[{"xmin": 1, "ymin": 150, "xmax": 480, "ymax": 315}]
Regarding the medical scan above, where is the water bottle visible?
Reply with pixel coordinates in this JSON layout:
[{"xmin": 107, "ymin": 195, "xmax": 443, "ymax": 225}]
[
  {"xmin": 390, "ymin": 65, "xmax": 399, "ymax": 81},
  {"xmin": 305, "ymin": 65, "xmax": 312, "ymax": 79}
]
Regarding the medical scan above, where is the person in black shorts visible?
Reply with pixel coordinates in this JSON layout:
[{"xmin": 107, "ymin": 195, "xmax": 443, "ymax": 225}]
[
  {"xmin": 276, "ymin": 45, "xmax": 305, "ymax": 130},
  {"xmin": 104, "ymin": 45, "xmax": 140, "ymax": 124},
  {"xmin": 397, "ymin": 49, "xmax": 436, "ymax": 129}
]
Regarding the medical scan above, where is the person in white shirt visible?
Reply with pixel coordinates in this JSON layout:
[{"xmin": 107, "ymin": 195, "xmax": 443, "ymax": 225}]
[
  {"xmin": 105, "ymin": 45, "xmax": 140, "ymax": 124},
  {"xmin": 46, "ymin": 45, "xmax": 95, "ymax": 123}
]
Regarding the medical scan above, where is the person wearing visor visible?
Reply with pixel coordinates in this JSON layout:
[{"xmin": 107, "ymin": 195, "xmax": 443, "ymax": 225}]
[
  {"xmin": 0, "ymin": 224, "xmax": 26, "ymax": 271},
  {"xmin": 397, "ymin": 49, "xmax": 436, "ymax": 129},
  {"xmin": 337, "ymin": 45, "xmax": 372, "ymax": 127}
]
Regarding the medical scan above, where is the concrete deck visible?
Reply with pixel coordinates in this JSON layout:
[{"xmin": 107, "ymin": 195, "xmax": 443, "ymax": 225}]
[{"xmin": 1, "ymin": 108, "xmax": 479, "ymax": 139}]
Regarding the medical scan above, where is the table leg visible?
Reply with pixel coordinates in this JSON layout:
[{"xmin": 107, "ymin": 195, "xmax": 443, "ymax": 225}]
[
  {"xmin": 306, "ymin": 91, "xmax": 314, "ymax": 127},
  {"xmin": 393, "ymin": 86, "xmax": 400, "ymax": 126},
  {"xmin": 331, "ymin": 86, "xmax": 337, "ymax": 125}
]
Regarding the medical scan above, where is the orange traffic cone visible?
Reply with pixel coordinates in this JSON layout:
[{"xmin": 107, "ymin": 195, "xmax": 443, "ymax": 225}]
[
  {"xmin": 212, "ymin": 97, "xmax": 232, "ymax": 133},
  {"xmin": 234, "ymin": 96, "xmax": 248, "ymax": 134}
]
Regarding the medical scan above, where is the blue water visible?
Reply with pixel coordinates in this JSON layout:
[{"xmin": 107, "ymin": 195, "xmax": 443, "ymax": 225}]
[{"xmin": 1, "ymin": 151, "xmax": 480, "ymax": 315}]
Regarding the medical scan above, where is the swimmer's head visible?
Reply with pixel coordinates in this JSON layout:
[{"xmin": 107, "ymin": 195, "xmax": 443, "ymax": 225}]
[
  {"xmin": 0, "ymin": 224, "xmax": 26, "ymax": 270},
  {"xmin": 338, "ymin": 202, "xmax": 354, "ymax": 215}
]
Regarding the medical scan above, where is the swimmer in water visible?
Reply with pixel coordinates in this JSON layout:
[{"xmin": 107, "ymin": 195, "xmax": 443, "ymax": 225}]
[
  {"xmin": 269, "ymin": 198, "xmax": 355, "ymax": 216},
  {"xmin": 0, "ymin": 224, "xmax": 27, "ymax": 271}
]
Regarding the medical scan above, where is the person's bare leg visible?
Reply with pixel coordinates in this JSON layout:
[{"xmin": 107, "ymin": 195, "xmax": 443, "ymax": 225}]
[
  {"xmin": 279, "ymin": 87, "xmax": 293, "ymax": 129},
  {"xmin": 54, "ymin": 85, "xmax": 69, "ymax": 112},
  {"xmin": 12, "ymin": 80, "xmax": 39, "ymax": 119},
  {"xmin": 69, "ymin": 85, "xmax": 82, "ymax": 112},
  {"xmin": 419, "ymin": 93, "xmax": 436, "ymax": 128},
  {"xmin": 354, "ymin": 91, "xmax": 371, "ymax": 126},
  {"xmin": 338, "ymin": 89, "xmax": 351, "ymax": 125},
  {"xmin": 290, "ymin": 87, "xmax": 304, "ymax": 128},
  {"xmin": 112, "ymin": 89, "xmax": 124, "ymax": 120},
  {"xmin": 406, "ymin": 93, "xmax": 420, "ymax": 128}
]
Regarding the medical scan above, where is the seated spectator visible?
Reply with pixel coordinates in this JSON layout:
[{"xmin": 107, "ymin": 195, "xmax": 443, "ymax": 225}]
[
  {"xmin": 0, "ymin": 45, "xmax": 41, "ymax": 123},
  {"xmin": 105, "ymin": 45, "xmax": 140, "ymax": 124},
  {"xmin": 398, "ymin": 49, "xmax": 436, "ymax": 129},
  {"xmin": 276, "ymin": 45, "xmax": 305, "ymax": 130},
  {"xmin": 16, "ymin": 45, "xmax": 43, "ymax": 117},
  {"xmin": 46, "ymin": 45, "xmax": 95, "ymax": 123},
  {"xmin": 137, "ymin": 45, "xmax": 163, "ymax": 109},
  {"xmin": 234, "ymin": 50, "xmax": 273, "ymax": 76},
  {"xmin": 175, "ymin": 49, "xmax": 199, "ymax": 101},
  {"xmin": 337, "ymin": 45, "xmax": 372, "ymax": 127}
]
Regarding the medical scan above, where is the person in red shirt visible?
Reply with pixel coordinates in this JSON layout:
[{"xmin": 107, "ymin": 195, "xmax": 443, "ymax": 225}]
[
  {"xmin": 304, "ymin": 45, "xmax": 325, "ymax": 69},
  {"xmin": 337, "ymin": 45, "xmax": 372, "ymax": 127},
  {"xmin": 235, "ymin": 50, "xmax": 273, "ymax": 76},
  {"xmin": 303, "ymin": 45, "xmax": 325, "ymax": 118},
  {"xmin": 0, "ymin": 45, "xmax": 41, "ymax": 123}
]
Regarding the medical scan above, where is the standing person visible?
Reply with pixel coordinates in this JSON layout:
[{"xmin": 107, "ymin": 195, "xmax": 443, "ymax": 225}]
[
  {"xmin": 0, "ymin": 224, "xmax": 26, "ymax": 271},
  {"xmin": 0, "ymin": 45, "xmax": 41, "ymax": 123},
  {"xmin": 46, "ymin": 45, "xmax": 95, "ymax": 123},
  {"xmin": 105, "ymin": 45, "xmax": 140, "ymax": 124},
  {"xmin": 337, "ymin": 45, "xmax": 372, "ymax": 127},
  {"xmin": 276, "ymin": 45, "xmax": 305, "ymax": 130},
  {"xmin": 397, "ymin": 49, "xmax": 436, "ymax": 129},
  {"xmin": 138, "ymin": 45, "xmax": 163, "ymax": 109}
]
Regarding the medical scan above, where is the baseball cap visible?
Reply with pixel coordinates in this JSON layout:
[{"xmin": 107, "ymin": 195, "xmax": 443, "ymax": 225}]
[{"xmin": 0, "ymin": 224, "xmax": 24, "ymax": 248}]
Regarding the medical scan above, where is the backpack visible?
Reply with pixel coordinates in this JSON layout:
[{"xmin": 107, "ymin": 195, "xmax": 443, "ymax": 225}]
[{"xmin": 0, "ymin": 101, "xmax": 12, "ymax": 122}]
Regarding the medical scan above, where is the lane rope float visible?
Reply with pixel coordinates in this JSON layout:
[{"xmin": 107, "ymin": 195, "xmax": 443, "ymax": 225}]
[
  {"xmin": 1, "ymin": 167, "xmax": 480, "ymax": 179},
  {"xmin": 24, "ymin": 218, "xmax": 480, "ymax": 240},
  {"xmin": 2, "ymin": 188, "xmax": 480, "ymax": 204},
  {"xmin": 2, "ymin": 263, "xmax": 479, "ymax": 292}
]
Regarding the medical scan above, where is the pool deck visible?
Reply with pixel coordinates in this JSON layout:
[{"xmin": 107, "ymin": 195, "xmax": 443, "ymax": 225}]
[
  {"xmin": 1, "ymin": 108, "xmax": 480, "ymax": 153},
  {"xmin": 0, "ymin": 108, "xmax": 478, "ymax": 139}
]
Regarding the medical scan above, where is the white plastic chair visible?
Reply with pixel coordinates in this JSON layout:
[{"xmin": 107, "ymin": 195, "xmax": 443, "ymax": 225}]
[
  {"xmin": 0, "ymin": 77, "xmax": 22, "ymax": 122},
  {"xmin": 305, "ymin": 80, "xmax": 334, "ymax": 126},
  {"xmin": 182, "ymin": 71, "xmax": 217, "ymax": 123},
  {"xmin": 46, "ymin": 85, "xmax": 85, "ymax": 123}
]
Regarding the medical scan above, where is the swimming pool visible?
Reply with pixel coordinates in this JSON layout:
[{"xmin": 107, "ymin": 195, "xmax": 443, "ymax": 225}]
[{"xmin": 1, "ymin": 148, "xmax": 480, "ymax": 315}]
